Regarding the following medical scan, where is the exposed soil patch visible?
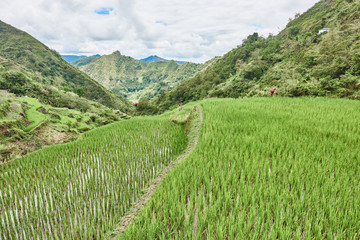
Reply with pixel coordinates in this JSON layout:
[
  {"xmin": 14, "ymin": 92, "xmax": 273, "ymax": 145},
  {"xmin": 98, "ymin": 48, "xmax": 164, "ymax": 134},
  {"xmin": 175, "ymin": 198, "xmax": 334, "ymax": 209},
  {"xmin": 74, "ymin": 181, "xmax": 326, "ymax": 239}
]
[
  {"xmin": 0, "ymin": 125, "xmax": 74, "ymax": 165},
  {"xmin": 37, "ymin": 107, "xmax": 48, "ymax": 114},
  {"xmin": 39, "ymin": 126, "xmax": 70, "ymax": 144},
  {"xmin": 50, "ymin": 114, "xmax": 61, "ymax": 120},
  {"xmin": 0, "ymin": 124, "xmax": 9, "ymax": 134}
]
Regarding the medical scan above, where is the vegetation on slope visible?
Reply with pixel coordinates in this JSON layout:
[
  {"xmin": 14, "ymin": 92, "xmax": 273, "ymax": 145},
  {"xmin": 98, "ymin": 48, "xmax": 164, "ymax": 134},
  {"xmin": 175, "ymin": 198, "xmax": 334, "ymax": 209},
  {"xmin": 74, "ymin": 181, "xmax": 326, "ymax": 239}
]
[
  {"xmin": 122, "ymin": 97, "xmax": 360, "ymax": 239},
  {"xmin": 72, "ymin": 55, "xmax": 102, "ymax": 67},
  {"xmin": 144, "ymin": 0, "xmax": 359, "ymax": 113},
  {"xmin": 75, "ymin": 51, "xmax": 206, "ymax": 102},
  {"xmin": 61, "ymin": 54, "xmax": 100, "ymax": 63},
  {"xmin": 0, "ymin": 20, "xmax": 131, "ymax": 111},
  {"xmin": 0, "ymin": 91, "xmax": 128, "ymax": 162},
  {"xmin": 0, "ymin": 112, "xmax": 187, "ymax": 239}
]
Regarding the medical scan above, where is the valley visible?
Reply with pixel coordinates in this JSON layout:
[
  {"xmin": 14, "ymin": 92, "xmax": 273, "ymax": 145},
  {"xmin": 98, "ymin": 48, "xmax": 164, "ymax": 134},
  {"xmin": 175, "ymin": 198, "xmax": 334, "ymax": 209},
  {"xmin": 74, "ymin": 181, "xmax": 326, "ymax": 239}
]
[{"xmin": 1, "ymin": 0, "xmax": 360, "ymax": 238}]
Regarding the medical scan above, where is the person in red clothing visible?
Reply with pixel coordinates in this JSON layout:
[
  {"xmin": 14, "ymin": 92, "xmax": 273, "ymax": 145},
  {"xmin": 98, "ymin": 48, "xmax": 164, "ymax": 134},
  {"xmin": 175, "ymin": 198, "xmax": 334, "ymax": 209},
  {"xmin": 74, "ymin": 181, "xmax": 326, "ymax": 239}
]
[
  {"xmin": 269, "ymin": 87, "xmax": 277, "ymax": 97},
  {"xmin": 134, "ymin": 102, "xmax": 139, "ymax": 106}
]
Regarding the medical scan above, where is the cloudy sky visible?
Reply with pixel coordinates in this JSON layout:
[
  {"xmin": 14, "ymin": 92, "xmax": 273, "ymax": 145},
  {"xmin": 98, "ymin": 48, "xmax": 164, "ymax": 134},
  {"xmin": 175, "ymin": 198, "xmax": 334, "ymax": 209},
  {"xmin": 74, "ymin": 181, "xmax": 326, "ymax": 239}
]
[{"xmin": 1, "ymin": 0, "xmax": 319, "ymax": 63}]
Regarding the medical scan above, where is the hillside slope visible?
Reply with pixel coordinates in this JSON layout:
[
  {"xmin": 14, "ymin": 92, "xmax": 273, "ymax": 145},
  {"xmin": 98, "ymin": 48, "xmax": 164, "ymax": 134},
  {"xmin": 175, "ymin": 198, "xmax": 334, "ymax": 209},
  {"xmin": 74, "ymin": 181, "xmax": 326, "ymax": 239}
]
[
  {"xmin": 0, "ymin": 90, "xmax": 128, "ymax": 162},
  {"xmin": 75, "ymin": 51, "xmax": 205, "ymax": 102},
  {"xmin": 0, "ymin": 20, "xmax": 131, "ymax": 112},
  {"xmin": 150, "ymin": 0, "xmax": 360, "ymax": 112},
  {"xmin": 61, "ymin": 54, "xmax": 100, "ymax": 63}
]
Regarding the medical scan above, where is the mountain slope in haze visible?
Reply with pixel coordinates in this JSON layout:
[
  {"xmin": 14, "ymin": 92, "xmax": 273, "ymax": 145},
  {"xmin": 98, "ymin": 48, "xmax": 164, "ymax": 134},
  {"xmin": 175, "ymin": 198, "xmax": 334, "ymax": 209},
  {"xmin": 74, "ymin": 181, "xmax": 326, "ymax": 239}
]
[
  {"xmin": 75, "ymin": 51, "xmax": 206, "ymax": 101},
  {"xmin": 0, "ymin": 20, "xmax": 131, "ymax": 112},
  {"xmin": 72, "ymin": 55, "xmax": 103, "ymax": 67},
  {"xmin": 148, "ymin": 0, "xmax": 360, "ymax": 113},
  {"xmin": 139, "ymin": 55, "xmax": 186, "ymax": 65},
  {"xmin": 61, "ymin": 54, "xmax": 100, "ymax": 63}
]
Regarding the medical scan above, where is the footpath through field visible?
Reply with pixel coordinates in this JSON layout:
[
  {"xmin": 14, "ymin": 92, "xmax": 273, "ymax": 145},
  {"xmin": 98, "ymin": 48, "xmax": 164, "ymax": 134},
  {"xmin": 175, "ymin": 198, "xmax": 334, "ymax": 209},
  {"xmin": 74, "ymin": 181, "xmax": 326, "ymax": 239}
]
[{"xmin": 108, "ymin": 104, "xmax": 203, "ymax": 239}]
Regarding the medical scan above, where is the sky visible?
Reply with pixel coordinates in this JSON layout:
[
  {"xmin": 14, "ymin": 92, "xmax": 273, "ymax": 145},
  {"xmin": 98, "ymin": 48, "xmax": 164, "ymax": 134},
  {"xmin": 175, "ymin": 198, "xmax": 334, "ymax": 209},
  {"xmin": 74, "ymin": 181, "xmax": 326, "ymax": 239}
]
[{"xmin": 0, "ymin": 0, "xmax": 319, "ymax": 63}]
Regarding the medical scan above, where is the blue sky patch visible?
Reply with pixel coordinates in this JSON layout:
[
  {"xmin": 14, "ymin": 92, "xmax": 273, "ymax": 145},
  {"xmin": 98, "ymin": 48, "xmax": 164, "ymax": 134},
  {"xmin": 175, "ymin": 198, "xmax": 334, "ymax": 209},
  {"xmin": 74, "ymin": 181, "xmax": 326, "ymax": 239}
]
[
  {"xmin": 252, "ymin": 24, "xmax": 264, "ymax": 31},
  {"xmin": 155, "ymin": 20, "xmax": 168, "ymax": 26},
  {"xmin": 95, "ymin": 7, "xmax": 114, "ymax": 15}
]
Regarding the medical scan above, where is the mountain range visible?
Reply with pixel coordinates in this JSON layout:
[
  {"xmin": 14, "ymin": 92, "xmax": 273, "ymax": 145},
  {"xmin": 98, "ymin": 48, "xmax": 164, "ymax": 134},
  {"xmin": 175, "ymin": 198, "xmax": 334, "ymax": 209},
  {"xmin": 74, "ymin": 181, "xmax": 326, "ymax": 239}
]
[{"xmin": 72, "ymin": 51, "xmax": 209, "ymax": 102}]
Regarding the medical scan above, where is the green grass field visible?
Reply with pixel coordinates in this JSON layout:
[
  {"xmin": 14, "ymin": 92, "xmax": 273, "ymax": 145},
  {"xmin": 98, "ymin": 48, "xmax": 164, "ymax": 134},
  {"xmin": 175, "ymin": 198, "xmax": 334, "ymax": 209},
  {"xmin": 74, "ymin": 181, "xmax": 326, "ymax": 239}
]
[
  {"xmin": 1, "ymin": 97, "xmax": 360, "ymax": 239},
  {"xmin": 0, "ymin": 114, "xmax": 187, "ymax": 239},
  {"xmin": 121, "ymin": 98, "xmax": 360, "ymax": 239}
]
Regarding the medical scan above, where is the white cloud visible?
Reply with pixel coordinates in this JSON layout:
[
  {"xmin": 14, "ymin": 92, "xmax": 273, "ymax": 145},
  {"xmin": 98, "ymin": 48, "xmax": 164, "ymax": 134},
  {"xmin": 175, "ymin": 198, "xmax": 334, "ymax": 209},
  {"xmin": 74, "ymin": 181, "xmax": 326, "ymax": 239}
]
[{"xmin": 0, "ymin": 0, "xmax": 319, "ymax": 63}]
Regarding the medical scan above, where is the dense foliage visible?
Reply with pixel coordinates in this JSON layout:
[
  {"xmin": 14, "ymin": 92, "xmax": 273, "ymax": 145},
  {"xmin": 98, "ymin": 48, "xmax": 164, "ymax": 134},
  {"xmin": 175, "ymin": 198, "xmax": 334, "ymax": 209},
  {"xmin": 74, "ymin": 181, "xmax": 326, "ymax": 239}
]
[
  {"xmin": 147, "ymin": 0, "xmax": 360, "ymax": 113},
  {"xmin": 123, "ymin": 98, "xmax": 360, "ymax": 239},
  {"xmin": 0, "ymin": 116, "xmax": 187, "ymax": 239}
]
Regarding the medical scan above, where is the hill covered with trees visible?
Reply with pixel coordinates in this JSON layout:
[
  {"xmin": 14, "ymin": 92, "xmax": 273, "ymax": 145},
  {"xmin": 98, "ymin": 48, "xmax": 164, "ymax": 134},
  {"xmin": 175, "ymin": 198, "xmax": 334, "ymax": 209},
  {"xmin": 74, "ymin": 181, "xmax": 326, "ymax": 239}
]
[
  {"xmin": 74, "ymin": 51, "xmax": 207, "ymax": 102},
  {"xmin": 0, "ymin": 20, "xmax": 131, "ymax": 112},
  {"xmin": 141, "ymin": 0, "xmax": 359, "ymax": 113}
]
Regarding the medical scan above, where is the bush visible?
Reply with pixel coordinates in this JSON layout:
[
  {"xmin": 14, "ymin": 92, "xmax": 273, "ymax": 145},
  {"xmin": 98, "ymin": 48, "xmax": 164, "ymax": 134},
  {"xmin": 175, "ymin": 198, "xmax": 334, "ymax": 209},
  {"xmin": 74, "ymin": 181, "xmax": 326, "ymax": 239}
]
[{"xmin": 136, "ymin": 100, "xmax": 159, "ymax": 115}]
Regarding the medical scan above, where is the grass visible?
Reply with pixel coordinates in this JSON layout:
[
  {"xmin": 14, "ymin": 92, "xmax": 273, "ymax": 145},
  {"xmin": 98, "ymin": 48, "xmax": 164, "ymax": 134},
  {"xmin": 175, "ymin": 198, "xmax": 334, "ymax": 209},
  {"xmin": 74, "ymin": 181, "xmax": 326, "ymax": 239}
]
[
  {"xmin": 121, "ymin": 97, "xmax": 360, "ymax": 239},
  {"xmin": 0, "ymin": 112, "xmax": 187, "ymax": 239},
  {"xmin": 2, "ymin": 97, "xmax": 360, "ymax": 239},
  {"xmin": 20, "ymin": 97, "xmax": 47, "ymax": 132},
  {"xmin": 0, "ymin": 93, "xmax": 125, "ymax": 162}
]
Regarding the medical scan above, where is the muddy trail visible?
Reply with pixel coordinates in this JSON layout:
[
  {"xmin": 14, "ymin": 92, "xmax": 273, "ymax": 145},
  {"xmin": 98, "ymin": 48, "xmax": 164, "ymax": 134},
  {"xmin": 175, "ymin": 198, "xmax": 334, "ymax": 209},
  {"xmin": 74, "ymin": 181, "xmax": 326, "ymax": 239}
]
[{"xmin": 108, "ymin": 104, "xmax": 203, "ymax": 239}]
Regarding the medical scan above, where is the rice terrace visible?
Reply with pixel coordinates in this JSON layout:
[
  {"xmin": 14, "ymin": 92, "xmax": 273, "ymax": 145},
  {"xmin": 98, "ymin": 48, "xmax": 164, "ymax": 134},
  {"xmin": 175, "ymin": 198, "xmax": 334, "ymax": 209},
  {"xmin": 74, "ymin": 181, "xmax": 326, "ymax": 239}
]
[
  {"xmin": 1, "ymin": 98, "xmax": 360, "ymax": 239},
  {"xmin": 1, "ymin": 0, "xmax": 360, "ymax": 239}
]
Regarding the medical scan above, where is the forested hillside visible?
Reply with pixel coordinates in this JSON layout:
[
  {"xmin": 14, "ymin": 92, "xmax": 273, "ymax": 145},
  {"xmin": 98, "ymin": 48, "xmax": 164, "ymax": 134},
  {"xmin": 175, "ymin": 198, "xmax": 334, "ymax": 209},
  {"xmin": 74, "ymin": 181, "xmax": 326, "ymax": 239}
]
[
  {"xmin": 147, "ymin": 0, "xmax": 359, "ymax": 113},
  {"xmin": 0, "ymin": 21, "xmax": 132, "ymax": 160},
  {"xmin": 75, "ymin": 51, "xmax": 206, "ymax": 101},
  {"xmin": 0, "ymin": 21, "xmax": 131, "ymax": 112}
]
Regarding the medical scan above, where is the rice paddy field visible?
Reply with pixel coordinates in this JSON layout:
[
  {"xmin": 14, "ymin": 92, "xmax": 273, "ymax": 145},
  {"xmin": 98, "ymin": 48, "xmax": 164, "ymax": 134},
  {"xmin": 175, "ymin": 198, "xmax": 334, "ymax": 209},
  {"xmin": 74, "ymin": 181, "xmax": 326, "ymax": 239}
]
[
  {"xmin": 0, "ymin": 115, "xmax": 187, "ymax": 239},
  {"xmin": 1, "ymin": 97, "xmax": 360, "ymax": 239},
  {"xmin": 121, "ymin": 98, "xmax": 360, "ymax": 239}
]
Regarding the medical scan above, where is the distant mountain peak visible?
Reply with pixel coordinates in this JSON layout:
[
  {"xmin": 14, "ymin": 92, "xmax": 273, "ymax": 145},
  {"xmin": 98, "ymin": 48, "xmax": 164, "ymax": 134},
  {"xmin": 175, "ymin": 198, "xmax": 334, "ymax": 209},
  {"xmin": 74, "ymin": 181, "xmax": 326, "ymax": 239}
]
[{"xmin": 139, "ymin": 55, "xmax": 186, "ymax": 65}]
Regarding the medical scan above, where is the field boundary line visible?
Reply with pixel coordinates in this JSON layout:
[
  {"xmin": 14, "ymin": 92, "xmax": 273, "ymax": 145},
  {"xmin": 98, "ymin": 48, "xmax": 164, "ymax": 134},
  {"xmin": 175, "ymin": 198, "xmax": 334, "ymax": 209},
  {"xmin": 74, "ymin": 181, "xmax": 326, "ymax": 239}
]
[{"xmin": 108, "ymin": 104, "xmax": 203, "ymax": 239}]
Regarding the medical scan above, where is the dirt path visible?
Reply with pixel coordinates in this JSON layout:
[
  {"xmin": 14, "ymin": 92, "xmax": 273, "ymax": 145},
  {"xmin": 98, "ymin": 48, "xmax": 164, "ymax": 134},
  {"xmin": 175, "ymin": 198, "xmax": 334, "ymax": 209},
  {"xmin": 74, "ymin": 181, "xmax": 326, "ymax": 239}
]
[{"xmin": 108, "ymin": 104, "xmax": 203, "ymax": 239}]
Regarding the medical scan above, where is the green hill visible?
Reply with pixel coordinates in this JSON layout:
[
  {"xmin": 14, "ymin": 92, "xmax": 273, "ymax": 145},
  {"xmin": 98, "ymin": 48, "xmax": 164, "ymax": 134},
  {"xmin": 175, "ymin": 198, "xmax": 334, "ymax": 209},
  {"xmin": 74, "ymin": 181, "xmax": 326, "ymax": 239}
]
[
  {"xmin": 0, "ymin": 20, "xmax": 131, "ymax": 112},
  {"xmin": 0, "ymin": 21, "xmax": 132, "ymax": 161},
  {"xmin": 74, "ymin": 51, "xmax": 206, "ymax": 102},
  {"xmin": 72, "ymin": 55, "xmax": 102, "ymax": 67},
  {"xmin": 149, "ymin": 0, "xmax": 360, "ymax": 112}
]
